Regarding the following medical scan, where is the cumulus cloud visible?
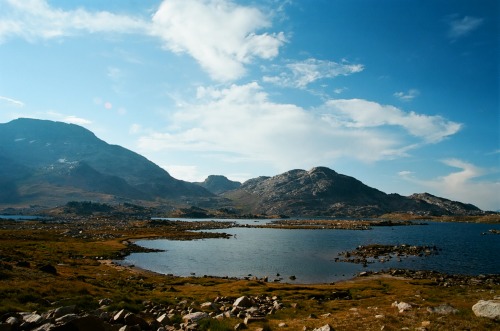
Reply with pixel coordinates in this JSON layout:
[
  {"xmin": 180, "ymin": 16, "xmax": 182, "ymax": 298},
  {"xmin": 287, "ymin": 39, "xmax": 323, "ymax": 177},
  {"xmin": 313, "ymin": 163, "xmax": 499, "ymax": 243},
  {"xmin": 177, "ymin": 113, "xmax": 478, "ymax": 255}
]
[
  {"xmin": 447, "ymin": 15, "xmax": 484, "ymax": 40},
  {"xmin": 0, "ymin": 0, "xmax": 149, "ymax": 42},
  {"xmin": 323, "ymin": 99, "xmax": 461, "ymax": 143},
  {"xmin": 0, "ymin": 95, "xmax": 25, "ymax": 107},
  {"xmin": 151, "ymin": 0, "xmax": 286, "ymax": 82},
  {"xmin": 399, "ymin": 159, "xmax": 500, "ymax": 211},
  {"xmin": 394, "ymin": 89, "xmax": 420, "ymax": 101},
  {"xmin": 263, "ymin": 58, "xmax": 364, "ymax": 88},
  {"xmin": 0, "ymin": 0, "xmax": 285, "ymax": 82},
  {"xmin": 136, "ymin": 83, "xmax": 462, "ymax": 172}
]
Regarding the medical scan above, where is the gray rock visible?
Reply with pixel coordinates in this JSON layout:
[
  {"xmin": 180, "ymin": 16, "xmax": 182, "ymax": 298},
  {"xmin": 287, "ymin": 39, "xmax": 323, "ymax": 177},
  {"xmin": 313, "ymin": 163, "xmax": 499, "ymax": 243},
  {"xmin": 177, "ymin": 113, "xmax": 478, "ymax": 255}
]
[
  {"xmin": 156, "ymin": 313, "xmax": 170, "ymax": 325},
  {"xmin": 427, "ymin": 304, "xmax": 458, "ymax": 315},
  {"xmin": 53, "ymin": 305, "xmax": 76, "ymax": 318},
  {"xmin": 233, "ymin": 296, "xmax": 253, "ymax": 308},
  {"xmin": 32, "ymin": 323, "xmax": 54, "ymax": 331},
  {"xmin": 313, "ymin": 324, "xmax": 333, "ymax": 331},
  {"xmin": 55, "ymin": 313, "xmax": 78, "ymax": 324},
  {"xmin": 113, "ymin": 309, "xmax": 128, "ymax": 322},
  {"xmin": 472, "ymin": 300, "xmax": 500, "ymax": 320},
  {"xmin": 182, "ymin": 312, "xmax": 208, "ymax": 322},
  {"xmin": 23, "ymin": 313, "xmax": 44, "ymax": 326},
  {"xmin": 124, "ymin": 312, "xmax": 148, "ymax": 329}
]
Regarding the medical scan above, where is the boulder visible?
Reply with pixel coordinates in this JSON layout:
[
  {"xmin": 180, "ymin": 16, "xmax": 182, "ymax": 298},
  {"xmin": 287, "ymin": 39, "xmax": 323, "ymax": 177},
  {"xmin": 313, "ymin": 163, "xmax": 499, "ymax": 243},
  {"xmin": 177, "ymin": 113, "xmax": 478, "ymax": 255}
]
[
  {"xmin": 233, "ymin": 296, "xmax": 253, "ymax": 308},
  {"xmin": 182, "ymin": 312, "xmax": 208, "ymax": 323},
  {"xmin": 313, "ymin": 325, "xmax": 333, "ymax": 331},
  {"xmin": 53, "ymin": 305, "xmax": 76, "ymax": 318},
  {"xmin": 472, "ymin": 300, "xmax": 500, "ymax": 320},
  {"xmin": 124, "ymin": 312, "xmax": 149, "ymax": 329}
]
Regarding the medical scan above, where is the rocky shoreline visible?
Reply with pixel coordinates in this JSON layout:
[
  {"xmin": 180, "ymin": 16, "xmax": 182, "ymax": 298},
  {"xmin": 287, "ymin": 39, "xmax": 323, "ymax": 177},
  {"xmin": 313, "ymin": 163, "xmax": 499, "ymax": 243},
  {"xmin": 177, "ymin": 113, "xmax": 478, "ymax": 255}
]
[{"xmin": 335, "ymin": 244, "xmax": 439, "ymax": 265}]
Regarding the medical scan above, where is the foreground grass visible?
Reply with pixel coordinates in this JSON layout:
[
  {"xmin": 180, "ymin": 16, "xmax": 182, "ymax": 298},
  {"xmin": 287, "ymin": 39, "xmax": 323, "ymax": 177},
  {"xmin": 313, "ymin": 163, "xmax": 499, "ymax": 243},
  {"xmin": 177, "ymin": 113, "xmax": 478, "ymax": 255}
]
[{"xmin": 0, "ymin": 218, "xmax": 498, "ymax": 330}]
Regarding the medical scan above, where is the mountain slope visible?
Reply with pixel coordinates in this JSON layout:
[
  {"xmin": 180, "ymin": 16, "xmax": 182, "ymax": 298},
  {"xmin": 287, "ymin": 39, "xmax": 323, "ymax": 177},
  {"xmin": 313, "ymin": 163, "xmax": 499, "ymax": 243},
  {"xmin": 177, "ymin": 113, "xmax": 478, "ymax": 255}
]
[
  {"xmin": 223, "ymin": 167, "xmax": 483, "ymax": 217},
  {"xmin": 195, "ymin": 175, "xmax": 242, "ymax": 194},
  {"xmin": 0, "ymin": 118, "xmax": 212, "ymax": 206}
]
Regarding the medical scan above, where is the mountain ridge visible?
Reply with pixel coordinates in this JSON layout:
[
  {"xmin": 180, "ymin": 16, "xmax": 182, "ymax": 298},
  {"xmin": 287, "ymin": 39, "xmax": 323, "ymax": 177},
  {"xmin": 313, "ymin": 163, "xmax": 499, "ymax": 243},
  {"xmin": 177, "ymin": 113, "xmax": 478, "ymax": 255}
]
[
  {"xmin": 0, "ymin": 118, "xmax": 213, "ymax": 206},
  {"xmin": 0, "ymin": 118, "xmax": 487, "ymax": 216}
]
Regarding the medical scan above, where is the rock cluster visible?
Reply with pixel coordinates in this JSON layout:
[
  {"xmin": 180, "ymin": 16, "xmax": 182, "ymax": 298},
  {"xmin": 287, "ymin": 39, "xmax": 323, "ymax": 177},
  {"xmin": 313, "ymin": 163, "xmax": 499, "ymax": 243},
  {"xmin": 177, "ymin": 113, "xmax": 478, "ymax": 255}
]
[
  {"xmin": 0, "ymin": 295, "xmax": 285, "ymax": 331},
  {"xmin": 362, "ymin": 269, "xmax": 500, "ymax": 287},
  {"xmin": 336, "ymin": 244, "xmax": 439, "ymax": 265}
]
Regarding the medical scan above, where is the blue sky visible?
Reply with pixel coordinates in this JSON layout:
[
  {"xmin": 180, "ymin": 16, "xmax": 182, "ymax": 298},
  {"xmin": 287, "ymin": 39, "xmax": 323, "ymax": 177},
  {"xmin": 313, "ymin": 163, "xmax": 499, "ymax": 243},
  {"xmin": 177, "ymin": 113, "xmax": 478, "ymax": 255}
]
[{"xmin": 0, "ymin": 0, "xmax": 498, "ymax": 210}]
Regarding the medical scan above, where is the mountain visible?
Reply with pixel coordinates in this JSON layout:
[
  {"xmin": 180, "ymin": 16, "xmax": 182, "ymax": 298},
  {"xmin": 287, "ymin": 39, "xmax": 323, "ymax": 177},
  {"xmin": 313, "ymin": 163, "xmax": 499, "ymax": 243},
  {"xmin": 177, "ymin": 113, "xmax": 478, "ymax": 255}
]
[
  {"xmin": 222, "ymin": 167, "xmax": 483, "ymax": 217},
  {"xmin": 195, "ymin": 175, "xmax": 241, "ymax": 194},
  {"xmin": 0, "ymin": 119, "xmax": 486, "ymax": 216},
  {"xmin": 0, "ymin": 118, "xmax": 212, "ymax": 206}
]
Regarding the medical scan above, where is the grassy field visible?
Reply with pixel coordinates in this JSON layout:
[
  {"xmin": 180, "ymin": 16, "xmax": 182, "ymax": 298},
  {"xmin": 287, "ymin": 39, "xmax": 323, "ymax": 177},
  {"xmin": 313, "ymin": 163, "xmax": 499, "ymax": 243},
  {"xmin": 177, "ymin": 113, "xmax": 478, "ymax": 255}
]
[{"xmin": 0, "ymin": 217, "xmax": 498, "ymax": 330}]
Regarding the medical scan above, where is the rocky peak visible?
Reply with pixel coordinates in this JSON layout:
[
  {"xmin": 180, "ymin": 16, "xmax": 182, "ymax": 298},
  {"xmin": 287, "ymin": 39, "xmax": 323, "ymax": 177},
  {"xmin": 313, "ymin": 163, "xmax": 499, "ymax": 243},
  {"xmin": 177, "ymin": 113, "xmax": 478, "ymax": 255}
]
[{"xmin": 195, "ymin": 175, "xmax": 241, "ymax": 195}]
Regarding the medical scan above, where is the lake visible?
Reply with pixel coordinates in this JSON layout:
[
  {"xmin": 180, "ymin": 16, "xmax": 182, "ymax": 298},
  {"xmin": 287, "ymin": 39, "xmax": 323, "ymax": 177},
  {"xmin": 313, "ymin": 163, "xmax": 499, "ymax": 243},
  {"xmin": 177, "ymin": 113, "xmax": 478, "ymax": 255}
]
[{"xmin": 121, "ymin": 221, "xmax": 500, "ymax": 284}]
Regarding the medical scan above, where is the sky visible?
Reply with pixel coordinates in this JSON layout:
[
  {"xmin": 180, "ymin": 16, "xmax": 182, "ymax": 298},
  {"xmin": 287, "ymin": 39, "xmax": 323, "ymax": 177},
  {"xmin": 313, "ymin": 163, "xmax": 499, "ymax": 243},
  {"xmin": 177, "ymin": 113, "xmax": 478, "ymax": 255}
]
[{"xmin": 0, "ymin": 0, "xmax": 498, "ymax": 210}]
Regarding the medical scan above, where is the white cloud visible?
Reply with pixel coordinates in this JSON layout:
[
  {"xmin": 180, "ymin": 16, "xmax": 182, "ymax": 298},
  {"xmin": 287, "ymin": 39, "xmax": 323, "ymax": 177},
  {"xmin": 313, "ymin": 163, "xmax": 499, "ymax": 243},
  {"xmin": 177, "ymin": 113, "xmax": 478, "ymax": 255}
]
[
  {"xmin": 263, "ymin": 58, "xmax": 364, "ymax": 88},
  {"xmin": 45, "ymin": 111, "xmax": 92, "ymax": 125},
  {"xmin": 0, "ymin": 0, "xmax": 285, "ymax": 82},
  {"xmin": 394, "ymin": 89, "xmax": 420, "ymax": 101},
  {"xmin": 163, "ymin": 164, "xmax": 205, "ymax": 182},
  {"xmin": 136, "ymin": 83, "xmax": 462, "ymax": 172},
  {"xmin": 151, "ymin": 0, "xmax": 286, "ymax": 82},
  {"xmin": 0, "ymin": 95, "xmax": 25, "ymax": 107},
  {"xmin": 399, "ymin": 159, "xmax": 500, "ymax": 211},
  {"xmin": 323, "ymin": 99, "xmax": 461, "ymax": 143},
  {"xmin": 0, "ymin": 0, "xmax": 149, "ymax": 42},
  {"xmin": 447, "ymin": 15, "xmax": 484, "ymax": 40}
]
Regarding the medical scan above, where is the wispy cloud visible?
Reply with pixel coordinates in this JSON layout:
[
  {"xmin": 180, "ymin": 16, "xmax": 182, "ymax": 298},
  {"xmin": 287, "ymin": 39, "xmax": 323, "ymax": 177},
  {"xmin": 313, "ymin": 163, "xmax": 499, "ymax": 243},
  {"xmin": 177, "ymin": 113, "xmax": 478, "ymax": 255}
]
[
  {"xmin": 394, "ymin": 89, "xmax": 420, "ymax": 101},
  {"xmin": 151, "ymin": 0, "xmax": 286, "ymax": 82},
  {"xmin": 0, "ymin": 95, "xmax": 25, "ymax": 107},
  {"xmin": 447, "ymin": 15, "xmax": 484, "ymax": 40},
  {"xmin": 46, "ymin": 111, "xmax": 92, "ymax": 126},
  {"xmin": 137, "ymin": 83, "xmax": 461, "ymax": 172},
  {"xmin": 399, "ymin": 159, "xmax": 500, "ymax": 210},
  {"xmin": 0, "ymin": 0, "xmax": 149, "ymax": 42},
  {"xmin": 263, "ymin": 58, "xmax": 364, "ymax": 88}
]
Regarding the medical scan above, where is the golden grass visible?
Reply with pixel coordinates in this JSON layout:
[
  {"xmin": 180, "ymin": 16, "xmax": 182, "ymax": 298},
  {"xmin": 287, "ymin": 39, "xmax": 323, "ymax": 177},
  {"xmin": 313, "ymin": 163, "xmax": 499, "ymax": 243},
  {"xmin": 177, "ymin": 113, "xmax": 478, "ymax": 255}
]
[{"xmin": 0, "ymin": 218, "xmax": 498, "ymax": 330}]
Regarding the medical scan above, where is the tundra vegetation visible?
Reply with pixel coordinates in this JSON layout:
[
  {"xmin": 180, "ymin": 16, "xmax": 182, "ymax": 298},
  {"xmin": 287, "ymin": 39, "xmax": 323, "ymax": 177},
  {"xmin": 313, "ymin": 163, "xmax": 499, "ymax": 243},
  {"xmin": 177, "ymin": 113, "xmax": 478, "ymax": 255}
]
[{"xmin": 0, "ymin": 213, "xmax": 498, "ymax": 330}]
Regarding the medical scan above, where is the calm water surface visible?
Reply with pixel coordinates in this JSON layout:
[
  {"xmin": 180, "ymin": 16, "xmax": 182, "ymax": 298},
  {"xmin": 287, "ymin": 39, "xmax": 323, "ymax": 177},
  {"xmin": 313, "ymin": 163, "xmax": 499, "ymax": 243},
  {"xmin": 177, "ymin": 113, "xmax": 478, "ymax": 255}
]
[{"xmin": 122, "ymin": 221, "xmax": 500, "ymax": 284}]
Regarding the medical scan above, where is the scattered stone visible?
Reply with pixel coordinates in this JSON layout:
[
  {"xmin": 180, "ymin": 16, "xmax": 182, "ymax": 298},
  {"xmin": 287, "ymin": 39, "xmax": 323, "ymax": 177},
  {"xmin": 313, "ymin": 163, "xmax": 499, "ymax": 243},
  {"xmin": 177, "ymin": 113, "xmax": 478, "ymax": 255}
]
[
  {"xmin": 392, "ymin": 301, "xmax": 411, "ymax": 313},
  {"xmin": 278, "ymin": 322, "xmax": 287, "ymax": 327},
  {"xmin": 427, "ymin": 304, "xmax": 458, "ymax": 315},
  {"xmin": 98, "ymin": 298, "xmax": 112, "ymax": 306},
  {"xmin": 38, "ymin": 264, "xmax": 57, "ymax": 275},
  {"xmin": 234, "ymin": 322, "xmax": 247, "ymax": 330},
  {"xmin": 472, "ymin": 299, "xmax": 500, "ymax": 320},
  {"xmin": 183, "ymin": 312, "xmax": 209, "ymax": 323},
  {"xmin": 375, "ymin": 314, "xmax": 384, "ymax": 319},
  {"xmin": 313, "ymin": 324, "xmax": 333, "ymax": 331}
]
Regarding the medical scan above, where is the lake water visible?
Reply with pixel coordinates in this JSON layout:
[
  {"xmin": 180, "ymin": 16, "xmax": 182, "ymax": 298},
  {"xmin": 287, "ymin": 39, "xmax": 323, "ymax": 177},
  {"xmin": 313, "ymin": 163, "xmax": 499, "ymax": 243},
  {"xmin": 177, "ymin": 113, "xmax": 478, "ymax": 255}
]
[{"xmin": 121, "ymin": 221, "xmax": 500, "ymax": 284}]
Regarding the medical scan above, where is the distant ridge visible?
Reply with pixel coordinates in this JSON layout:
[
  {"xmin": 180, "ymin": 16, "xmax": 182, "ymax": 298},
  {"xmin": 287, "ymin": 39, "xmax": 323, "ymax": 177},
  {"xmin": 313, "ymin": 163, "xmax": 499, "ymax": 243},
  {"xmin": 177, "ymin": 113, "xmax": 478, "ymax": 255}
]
[
  {"xmin": 195, "ymin": 175, "xmax": 241, "ymax": 194},
  {"xmin": 223, "ymin": 166, "xmax": 484, "ymax": 217},
  {"xmin": 0, "ymin": 118, "xmax": 212, "ymax": 206},
  {"xmin": 0, "ymin": 118, "xmax": 486, "ymax": 216}
]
